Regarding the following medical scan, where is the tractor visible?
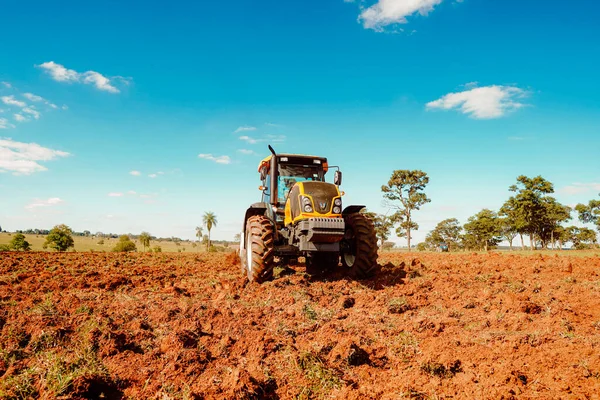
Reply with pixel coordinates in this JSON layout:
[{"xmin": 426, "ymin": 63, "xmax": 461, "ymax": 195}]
[{"xmin": 239, "ymin": 145, "xmax": 378, "ymax": 283}]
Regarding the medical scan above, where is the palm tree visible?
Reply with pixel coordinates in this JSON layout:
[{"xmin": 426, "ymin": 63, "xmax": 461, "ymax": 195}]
[
  {"xmin": 139, "ymin": 231, "xmax": 151, "ymax": 252},
  {"xmin": 195, "ymin": 226, "xmax": 203, "ymax": 242},
  {"xmin": 203, "ymin": 212, "xmax": 217, "ymax": 250}
]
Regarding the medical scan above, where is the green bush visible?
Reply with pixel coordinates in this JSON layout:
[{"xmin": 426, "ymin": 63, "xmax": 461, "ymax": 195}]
[
  {"xmin": 0, "ymin": 244, "xmax": 10, "ymax": 251},
  {"xmin": 152, "ymin": 245, "xmax": 162, "ymax": 253},
  {"xmin": 112, "ymin": 235, "xmax": 137, "ymax": 252},
  {"xmin": 10, "ymin": 233, "xmax": 30, "ymax": 251},
  {"xmin": 43, "ymin": 224, "xmax": 75, "ymax": 252}
]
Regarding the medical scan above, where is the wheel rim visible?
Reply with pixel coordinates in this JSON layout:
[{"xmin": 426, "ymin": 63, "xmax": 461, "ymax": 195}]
[
  {"xmin": 341, "ymin": 227, "xmax": 356, "ymax": 267},
  {"xmin": 246, "ymin": 232, "xmax": 253, "ymax": 274},
  {"xmin": 343, "ymin": 253, "xmax": 356, "ymax": 267}
]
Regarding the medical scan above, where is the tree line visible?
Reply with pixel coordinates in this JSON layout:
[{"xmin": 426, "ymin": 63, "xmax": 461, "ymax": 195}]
[{"xmin": 366, "ymin": 171, "xmax": 599, "ymax": 251}]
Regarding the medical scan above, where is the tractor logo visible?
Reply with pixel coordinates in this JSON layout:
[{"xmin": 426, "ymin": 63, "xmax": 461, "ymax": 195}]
[{"xmin": 319, "ymin": 202, "xmax": 327, "ymax": 211}]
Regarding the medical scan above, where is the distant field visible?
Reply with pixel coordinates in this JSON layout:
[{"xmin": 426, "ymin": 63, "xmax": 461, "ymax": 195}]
[{"xmin": 0, "ymin": 232, "xmax": 209, "ymax": 253}]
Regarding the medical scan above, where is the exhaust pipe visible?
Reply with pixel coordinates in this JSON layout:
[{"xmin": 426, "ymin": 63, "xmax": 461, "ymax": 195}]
[{"xmin": 268, "ymin": 145, "xmax": 278, "ymax": 207}]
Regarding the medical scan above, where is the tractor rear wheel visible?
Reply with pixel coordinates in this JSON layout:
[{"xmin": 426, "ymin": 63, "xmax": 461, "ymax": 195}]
[
  {"xmin": 340, "ymin": 213, "xmax": 378, "ymax": 278},
  {"xmin": 244, "ymin": 215, "xmax": 275, "ymax": 283}
]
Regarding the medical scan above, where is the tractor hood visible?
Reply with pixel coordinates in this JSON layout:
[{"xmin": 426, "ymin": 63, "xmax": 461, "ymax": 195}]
[{"xmin": 285, "ymin": 181, "xmax": 342, "ymax": 225}]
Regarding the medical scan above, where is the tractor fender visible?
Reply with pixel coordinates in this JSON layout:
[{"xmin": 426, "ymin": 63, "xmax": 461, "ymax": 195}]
[
  {"xmin": 241, "ymin": 203, "xmax": 276, "ymax": 249},
  {"xmin": 342, "ymin": 205, "xmax": 366, "ymax": 216}
]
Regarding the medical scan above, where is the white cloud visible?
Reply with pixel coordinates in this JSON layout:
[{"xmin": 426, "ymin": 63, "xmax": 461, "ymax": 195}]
[
  {"xmin": 198, "ymin": 153, "xmax": 231, "ymax": 164},
  {"xmin": 61, "ymin": 105, "xmax": 69, "ymax": 110},
  {"xmin": 129, "ymin": 170, "xmax": 141, "ymax": 176},
  {"xmin": 108, "ymin": 192, "xmax": 124, "ymax": 197},
  {"xmin": 37, "ymin": 61, "xmax": 125, "ymax": 93},
  {"xmin": 22, "ymin": 93, "xmax": 61, "ymax": 111},
  {"xmin": 25, "ymin": 197, "xmax": 64, "ymax": 210},
  {"xmin": 0, "ymin": 138, "xmax": 70, "ymax": 175},
  {"xmin": 0, "ymin": 118, "xmax": 15, "ymax": 129},
  {"xmin": 37, "ymin": 62, "xmax": 79, "ymax": 82},
  {"xmin": 426, "ymin": 85, "xmax": 528, "ymax": 119},
  {"xmin": 22, "ymin": 107, "xmax": 41, "ymax": 119},
  {"xmin": 239, "ymin": 135, "xmax": 260, "ymax": 144},
  {"xmin": 359, "ymin": 0, "xmax": 443, "ymax": 31},
  {"xmin": 23, "ymin": 93, "xmax": 44, "ymax": 102},
  {"xmin": 237, "ymin": 149, "xmax": 255, "ymax": 155},
  {"xmin": 14, "ymin": 114, "xmax": 28, "ymax": 122},
  {"xmin": 1, "ymin": 82, "xmax": 11, "ymax": 88},
  {"xmin": 1, "ymin": 95, "xmax": 27, "ymax": 108},
  {"xmin": 559, "ymin": 183, "xmax": 600, "ymax": 196},
  {"xmin": 266, "ymin": 134, "xmax": 286, "ymax": 143},
  {"xmin": 127, "ymin": 190, "xmax": 137, "ymax": 195},
  {"xmin": 82, "ymin": 71, "xmax": 120, "ymax": 93},
  {"xmin": 234, "ymin": 126, "xmax": 257, "ymax": 133},
  {"xmin": 148, "ymin": 174, "xmax": 158, "ymax": 178}
]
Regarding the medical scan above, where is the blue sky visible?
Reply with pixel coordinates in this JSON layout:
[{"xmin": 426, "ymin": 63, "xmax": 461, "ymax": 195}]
[{"xmin": 1, "ymin": 0, "xmax": 599, "ymax": 244}]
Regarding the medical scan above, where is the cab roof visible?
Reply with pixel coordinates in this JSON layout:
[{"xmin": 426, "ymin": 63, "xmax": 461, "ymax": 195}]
[{"xmin": 258, "ymin": 154, "xmax": 328, "ymax": 172}]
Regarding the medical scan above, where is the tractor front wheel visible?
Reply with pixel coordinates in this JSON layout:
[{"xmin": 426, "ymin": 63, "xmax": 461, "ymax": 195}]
[
  {"xmin": 244, "ymin": 215, "xmax": 275, "ymax": 283},
  {"xmin": 340, "ymin": 213, "xmax": 378, "ymax": 279}
]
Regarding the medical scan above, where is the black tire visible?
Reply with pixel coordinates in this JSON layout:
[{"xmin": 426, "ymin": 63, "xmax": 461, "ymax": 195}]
[
  {"xmin": 244, "ymin": 215, "xmax": 275, "ymax": 283},
  {"xmin": 305, "ymin": 252, "xmax": 339, "ymax": 275},
  {"xmin": 340, "ymin": 213, "xmax": 379, "ymax": 278}
]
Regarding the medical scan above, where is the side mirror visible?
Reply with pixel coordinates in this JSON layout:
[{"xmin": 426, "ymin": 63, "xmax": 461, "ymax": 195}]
[{"xmin": 334, "ymin": 170, "xmax": 342, "ymax": 186}]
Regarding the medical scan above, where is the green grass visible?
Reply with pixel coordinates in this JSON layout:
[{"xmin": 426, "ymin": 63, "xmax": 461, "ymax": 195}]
[{"xmin": 0, "ymin": 232, "xmax": 217, "ymax": 253}]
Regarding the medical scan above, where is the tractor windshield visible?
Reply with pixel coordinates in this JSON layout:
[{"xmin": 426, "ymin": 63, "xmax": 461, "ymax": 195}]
[{"xmin": 278, "ymin": 164, "xmax": 324, "ymax": 201}]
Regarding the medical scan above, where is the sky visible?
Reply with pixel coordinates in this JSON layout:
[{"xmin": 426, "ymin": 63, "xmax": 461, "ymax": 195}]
[{"xmin": 1, "ymin": 0, "xmax": 599, "ymax": 244}]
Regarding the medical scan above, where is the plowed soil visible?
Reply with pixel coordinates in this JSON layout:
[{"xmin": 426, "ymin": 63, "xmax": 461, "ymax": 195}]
[{"xmin": 1, "ymin": 251, "xmax": 600, "ymax": 399}]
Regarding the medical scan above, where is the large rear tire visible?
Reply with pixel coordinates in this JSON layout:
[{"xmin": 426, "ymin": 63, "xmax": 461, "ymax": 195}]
[
  {"xmin": 244, "ymin": 215, "xmax": 275, "ymax": 283},
  {"xmin": 340, "ymin": 213, "xmax": 378, "ymax": 279}
]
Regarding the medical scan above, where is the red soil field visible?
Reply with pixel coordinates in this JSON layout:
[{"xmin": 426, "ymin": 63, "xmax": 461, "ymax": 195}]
[{"xmin": 1, "ymin": 251, "xmax": 600, "ymax": 399}]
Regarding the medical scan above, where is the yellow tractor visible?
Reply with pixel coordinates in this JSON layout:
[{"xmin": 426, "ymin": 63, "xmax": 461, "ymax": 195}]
[{"xmin": 239, "ymin": 145, "xmax": 378, "ymax": 282}]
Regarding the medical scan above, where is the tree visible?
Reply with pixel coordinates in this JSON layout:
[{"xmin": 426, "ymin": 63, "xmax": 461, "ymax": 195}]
[
  {"xmin": 463, "ymin": 209, "xmax": 502, "ymax": 251},
  {"xmin": 362, "ymin": 210, "xmax": 395, "ymax": 247},
  {"xmin": 507, "ymin": 175, "xmax": 555, "ymax": 250},
  {"xmin": 233, "ymin": 233, "xmax": 241, "ymax": 243},
  {"xmin": 203, "ymin": 212, "xmax": 218, "ymax": 251},
  {"xmin": 195, "ymin": 226, "xmax": 203, "ymax": 242},
  {"xmin": 576, "ymin": 196, "xmax": 600, "ymax": 233},
  {"xmin": 497, "ymin": 216, "xmax": 518, "ymax": 250},
  {"xmin": 539, "ymin": 198, "xmax": 571, "ymax": 249},
  {"xmin": 43, "ymin": 224, "xmax": 75, "ymax": 252},
  {"xmin": 10, "ymin": 233, "xmax": 30, "ymax": 251},
  {"xmin": 113, "ymin": 235, "xmax": 137, "ymax": 252},
  {"xmin": 425, "ymin": 218, "xmax": 462, "ymax": 251},
  {"xmin": 381, "ymin": 170, "xmax": 431, "ymax": 250},
  {"xmin": 567, "ymin": 226, "xmax": 598, "ymax": 250},
  {"xmin": 139, "ymin": 232, "xmax": 151, "ymax": 252}
]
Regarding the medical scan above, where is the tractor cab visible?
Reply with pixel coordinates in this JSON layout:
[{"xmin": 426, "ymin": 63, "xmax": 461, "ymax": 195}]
[{"xmin": 257, "ymin": 154, "xmax": 343, "ymax": 228}]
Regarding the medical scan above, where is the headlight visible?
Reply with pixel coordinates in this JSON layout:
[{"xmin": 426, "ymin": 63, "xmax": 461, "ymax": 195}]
[
  {"xmin": 333, "ymin": 206, "xmax": 341, "ymax": 214},
  {"xmin": 334, "ymin": 198, "xmax": 342, "ymax": 207},
  {"xmin": 301, "ymin": 196, "xmax": 313, "ymax": 213}
]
